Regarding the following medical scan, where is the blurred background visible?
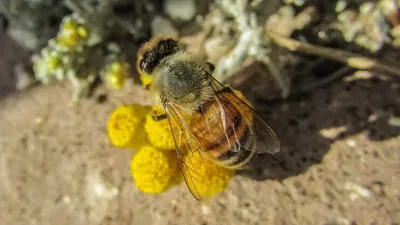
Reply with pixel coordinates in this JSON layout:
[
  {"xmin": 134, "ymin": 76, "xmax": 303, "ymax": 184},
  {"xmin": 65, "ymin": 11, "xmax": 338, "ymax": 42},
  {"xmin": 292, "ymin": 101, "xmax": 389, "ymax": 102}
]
[{"xmin": 0, "ymin": 0, "xmax": 399, "ymax": 224}]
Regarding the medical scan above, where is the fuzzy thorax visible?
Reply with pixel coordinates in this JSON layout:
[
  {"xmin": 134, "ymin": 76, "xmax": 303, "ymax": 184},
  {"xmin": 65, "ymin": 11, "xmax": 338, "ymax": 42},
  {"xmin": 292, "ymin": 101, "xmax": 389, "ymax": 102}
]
[{"xmin": 152, "ymin": 52, "xmax": 214, "ymax": 112}]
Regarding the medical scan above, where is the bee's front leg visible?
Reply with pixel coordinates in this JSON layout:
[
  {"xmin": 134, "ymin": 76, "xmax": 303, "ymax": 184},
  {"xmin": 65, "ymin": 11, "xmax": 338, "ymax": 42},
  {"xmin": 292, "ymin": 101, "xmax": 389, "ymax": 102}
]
[
  {"xmin": 151, "ymin": 112, "xmax": 167, "ymax": 121},
  {"xmin": 222, "ymin": 86, "xmax": 233, "ymax": 93}
]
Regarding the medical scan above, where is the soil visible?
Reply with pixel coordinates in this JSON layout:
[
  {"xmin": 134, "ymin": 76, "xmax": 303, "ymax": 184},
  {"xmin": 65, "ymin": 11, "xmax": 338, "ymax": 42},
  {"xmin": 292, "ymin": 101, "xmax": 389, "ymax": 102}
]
[{"xmin": 0, "ymin": 31, "xmax": 400, "ymax": 225}]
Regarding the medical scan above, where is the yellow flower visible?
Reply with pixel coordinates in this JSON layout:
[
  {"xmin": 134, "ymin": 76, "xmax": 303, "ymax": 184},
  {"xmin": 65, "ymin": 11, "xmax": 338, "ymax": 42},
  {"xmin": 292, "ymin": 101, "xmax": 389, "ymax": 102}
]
[
  {"xmin": 182, "ymin": 150, "xmax": 235, "ymax": 197},
  {"xmin": 131, "ymin": 145, "xmax": 181, "ymax": 193},
  {"xmin": 58, "ymin": 18, "xmax": 80, "ymax": 48},
  {"xmin": 105, "ymin": 61, "xmax": 129, "ymax": 89},
  {"xmin": 62, "ymin": 17, "xmax": 78, "ymax": 31},
  {"xmin": 107, "ymin": 105, "xmax": 150, "ymax": 149},
  {"xmin": 108, "ymin": 86, "xmax": 247, "ymax": 198},
  {"xmin": 106, "ymin": 73, "xmax": 124, "ymax": 89},
  {"xmin": 57, "ymin": 16, "xmax": 89, "ymax": 49},
  {"xmin": 58, "ymin": 32, "xmax": 79, "ymax": 48},
  {"xmin": 42, "ymin": 52, "xmax": 61, "ymax": 72},
  {"xmin": 77, "ymin": 26, "xmax": 88, "ymax": 38},
  {"xmin": 144, "ymin": 106, "xmax": 178, "ymax": 150}
]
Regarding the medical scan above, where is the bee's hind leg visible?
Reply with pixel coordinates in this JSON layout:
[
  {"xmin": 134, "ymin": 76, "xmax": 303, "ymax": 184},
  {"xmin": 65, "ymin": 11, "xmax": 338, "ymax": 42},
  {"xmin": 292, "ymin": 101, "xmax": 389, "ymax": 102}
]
[{"xmin": 151, "ymin": 113, "xmax": 167, "ymax": 121}]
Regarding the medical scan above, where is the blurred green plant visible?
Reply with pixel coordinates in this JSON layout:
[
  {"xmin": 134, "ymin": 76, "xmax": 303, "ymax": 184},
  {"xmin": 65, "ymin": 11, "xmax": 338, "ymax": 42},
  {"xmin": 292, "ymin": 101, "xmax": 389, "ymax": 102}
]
[
  {"xmin": 2, "ymin": 0, "xmax": 158, "ymax": 101},
  {"xmin": 0, "ymin": 0, "xmax": 68, "ymax": 50},
  {"xmin": 3, "ymin": 0, "xmax": 400, "ymax": 101},
  {"xmin": 31, "ymin": 13, "xmax": 130, "ymax": 100}
]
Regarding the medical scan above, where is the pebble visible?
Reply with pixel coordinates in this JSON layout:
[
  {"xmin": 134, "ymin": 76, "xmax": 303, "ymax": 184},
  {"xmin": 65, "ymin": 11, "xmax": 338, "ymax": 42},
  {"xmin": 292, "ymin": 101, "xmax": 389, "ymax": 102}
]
[
  {"xmin": 319, "ymin": 126, "xmax": 347, "ymax": 139},
  {"xmin": 151, "ymin": 16, "xmax": 179, "ymax": 38},
  {"xmin": 201, "ymin": 204, "xmax": 211, "ymax": 215},
  {"xmin": 346, "ymin": 140, "xmax": 356, "ymax": 147},
  {"xmin": 164, "ymin": 0, "xmax": 196, "ymax": 21},
  {"xmin": 62, "ymin": 195, "xmax": 71, "ymax": 204},
  {"xmin": 344, "ymin": 181, "xmax": 371, "ymax": 201}
]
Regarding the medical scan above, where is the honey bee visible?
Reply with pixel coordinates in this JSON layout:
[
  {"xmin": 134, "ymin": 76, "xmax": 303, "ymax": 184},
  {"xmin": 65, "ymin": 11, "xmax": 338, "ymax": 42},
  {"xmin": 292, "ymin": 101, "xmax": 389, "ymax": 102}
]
[{"xmin": 136, "ymin": 37, "xmax": 281, "ymax": 200}]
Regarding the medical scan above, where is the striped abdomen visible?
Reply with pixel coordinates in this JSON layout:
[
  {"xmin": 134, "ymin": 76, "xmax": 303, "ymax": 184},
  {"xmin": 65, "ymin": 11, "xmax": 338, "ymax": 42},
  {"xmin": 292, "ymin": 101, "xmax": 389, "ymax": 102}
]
[{"xmin": 189, "ymin": 93, "xmax": 255, "ymax": 167}]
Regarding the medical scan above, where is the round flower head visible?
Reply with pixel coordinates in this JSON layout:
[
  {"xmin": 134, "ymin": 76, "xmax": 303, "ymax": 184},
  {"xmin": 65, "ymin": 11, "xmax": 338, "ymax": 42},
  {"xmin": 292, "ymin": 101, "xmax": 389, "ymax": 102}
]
[
  {"xmin": 183, "ymin": 150, "xmax": 235, "ymax": 198},
  {"xmin": 131, "ymin": 145, "xmax": 181, "ymax": 193},
  {"xmin": 144, "ymin": 106, "xmax": 179, "ymax": 150},
  {"xmin": 104, "ymin": 61, "xmax": 129, "ymax": 90},
  {"xmin": 107, "ymin": 105, "xmax": 150, "ymax": 149},
  {"xmin": 58, "ymin": 16, "xmax": 87, "ymax": 49}
]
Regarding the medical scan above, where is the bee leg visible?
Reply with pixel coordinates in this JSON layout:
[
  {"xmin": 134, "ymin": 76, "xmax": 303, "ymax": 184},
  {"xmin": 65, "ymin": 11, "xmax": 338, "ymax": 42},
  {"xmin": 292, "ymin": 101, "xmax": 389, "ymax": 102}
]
[
  {"xmin": 206, "ymin": 62, "xmax": 215, "ymax": 73},
  {"xmin": 220, "ymin": 86, "xmax": 233, "ymax": 93},
  {"xmin": 151, "ymin": 113, "xmax": 167, "ymax": 121},
  {"xmin": 223, "ymin": 86, "xmax": 232, "ymax": 92}
]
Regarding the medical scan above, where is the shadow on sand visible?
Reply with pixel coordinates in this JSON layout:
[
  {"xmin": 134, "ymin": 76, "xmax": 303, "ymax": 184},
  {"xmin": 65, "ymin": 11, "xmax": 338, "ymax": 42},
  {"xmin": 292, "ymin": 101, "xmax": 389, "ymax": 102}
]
[{"xmin": 235, "ymin": 66, "xmax": 400, "ymax": 181}]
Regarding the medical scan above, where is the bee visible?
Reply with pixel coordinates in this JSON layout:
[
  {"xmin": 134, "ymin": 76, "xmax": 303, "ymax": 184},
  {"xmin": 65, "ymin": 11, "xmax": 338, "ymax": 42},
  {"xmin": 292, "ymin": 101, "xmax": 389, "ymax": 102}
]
[{"xmin": 136, "ymin": 37, "xmax": 281, "ymax": 200}]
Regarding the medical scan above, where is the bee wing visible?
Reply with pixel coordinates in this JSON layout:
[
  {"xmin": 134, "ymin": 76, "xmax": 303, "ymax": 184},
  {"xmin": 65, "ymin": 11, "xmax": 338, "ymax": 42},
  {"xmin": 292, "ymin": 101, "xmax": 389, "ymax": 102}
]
[
  {"xmin": 161, "ymin": 76, "xmax": 280, "ymax": 200},
  {"xmin": 209, "ymin": 76, "xmax": 281, "ymax": 155},
  {"xmin": 215, "ymin": 92, "xmax": 281, "ymax": 155},
  {"xmin": 163, "ymin": 103, "xmax": 212, "ymax": 200}
]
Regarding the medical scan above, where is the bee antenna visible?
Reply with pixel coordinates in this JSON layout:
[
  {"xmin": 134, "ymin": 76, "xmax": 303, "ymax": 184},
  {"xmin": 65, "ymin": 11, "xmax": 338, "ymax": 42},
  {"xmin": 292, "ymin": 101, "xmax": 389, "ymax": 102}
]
[{"xmin": 206, "ymin": 62, "xmax": 215, "ymax": 73}]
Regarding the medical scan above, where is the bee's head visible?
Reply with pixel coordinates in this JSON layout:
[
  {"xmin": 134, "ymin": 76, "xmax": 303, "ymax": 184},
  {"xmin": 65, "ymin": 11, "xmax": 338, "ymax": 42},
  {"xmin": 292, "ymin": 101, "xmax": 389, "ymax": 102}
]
[{"xmin": 136, "ymin": 37, "xmax": 183, "ymax": 88}]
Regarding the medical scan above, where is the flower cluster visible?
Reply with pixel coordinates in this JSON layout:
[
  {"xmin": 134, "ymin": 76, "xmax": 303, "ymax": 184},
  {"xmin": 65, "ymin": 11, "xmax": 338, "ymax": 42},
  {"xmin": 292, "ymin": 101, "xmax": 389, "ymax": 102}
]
[
  {"xmin": 31, "ymin": 13, "xmax": 129, "ymax": 101},
  {"xmin": 107, "ymin": 102, "xmax": 236, "ymax": 197}
]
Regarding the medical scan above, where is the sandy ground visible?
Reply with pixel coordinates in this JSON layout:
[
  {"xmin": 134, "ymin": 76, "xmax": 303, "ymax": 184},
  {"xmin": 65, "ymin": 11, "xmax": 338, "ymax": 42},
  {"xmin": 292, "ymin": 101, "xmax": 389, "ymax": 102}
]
[{"xmin": 1, "ymin": 32, "xmax": 400, "ymax": 225}]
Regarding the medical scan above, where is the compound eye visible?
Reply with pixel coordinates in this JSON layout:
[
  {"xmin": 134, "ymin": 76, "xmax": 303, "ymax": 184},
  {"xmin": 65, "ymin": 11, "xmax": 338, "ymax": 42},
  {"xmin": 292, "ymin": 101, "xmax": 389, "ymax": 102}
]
[
  {"xmin": 139, "ymin": 59, "xmax": 147, "ymax": 73},
  {"xmin": 139, "ymin": 51, "xmax": 156, "ymax": 75}
]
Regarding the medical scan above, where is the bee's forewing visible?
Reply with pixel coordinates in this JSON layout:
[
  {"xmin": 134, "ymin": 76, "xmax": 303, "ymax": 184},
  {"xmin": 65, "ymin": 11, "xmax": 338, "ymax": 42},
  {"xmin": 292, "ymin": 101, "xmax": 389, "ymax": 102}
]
[
  {"xmin": 209, "ymin": 77, "xmax": 281, "ymax": 155},
  {"xmin": 241, "ymin": 107, "xmax": 281, "ymax": 154},
  {"xmin": 163, "ymin": 103, "xmax": 204, "ymax": 201}
]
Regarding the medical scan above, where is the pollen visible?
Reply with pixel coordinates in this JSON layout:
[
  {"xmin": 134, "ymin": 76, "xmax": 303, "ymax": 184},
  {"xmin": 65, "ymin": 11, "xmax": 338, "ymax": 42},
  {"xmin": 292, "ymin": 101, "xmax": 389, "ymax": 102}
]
[
  {"xmin": 107, "ymin": 105, "xmax": 151, "ymax": 149},
  {"xmin": 144, "ymin": 106, "xmax": 178, "ymax": 150},
  {"xmin": 131, "ymin": 145, "xmax": 181, "ymax": 194},
  {"xmin": 183, "ymin": 151, "xmax": 235, "ymax": 197},
  {"xmin": 139, "ymin": 73, "xmax": 153, "ymax": 88}
]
